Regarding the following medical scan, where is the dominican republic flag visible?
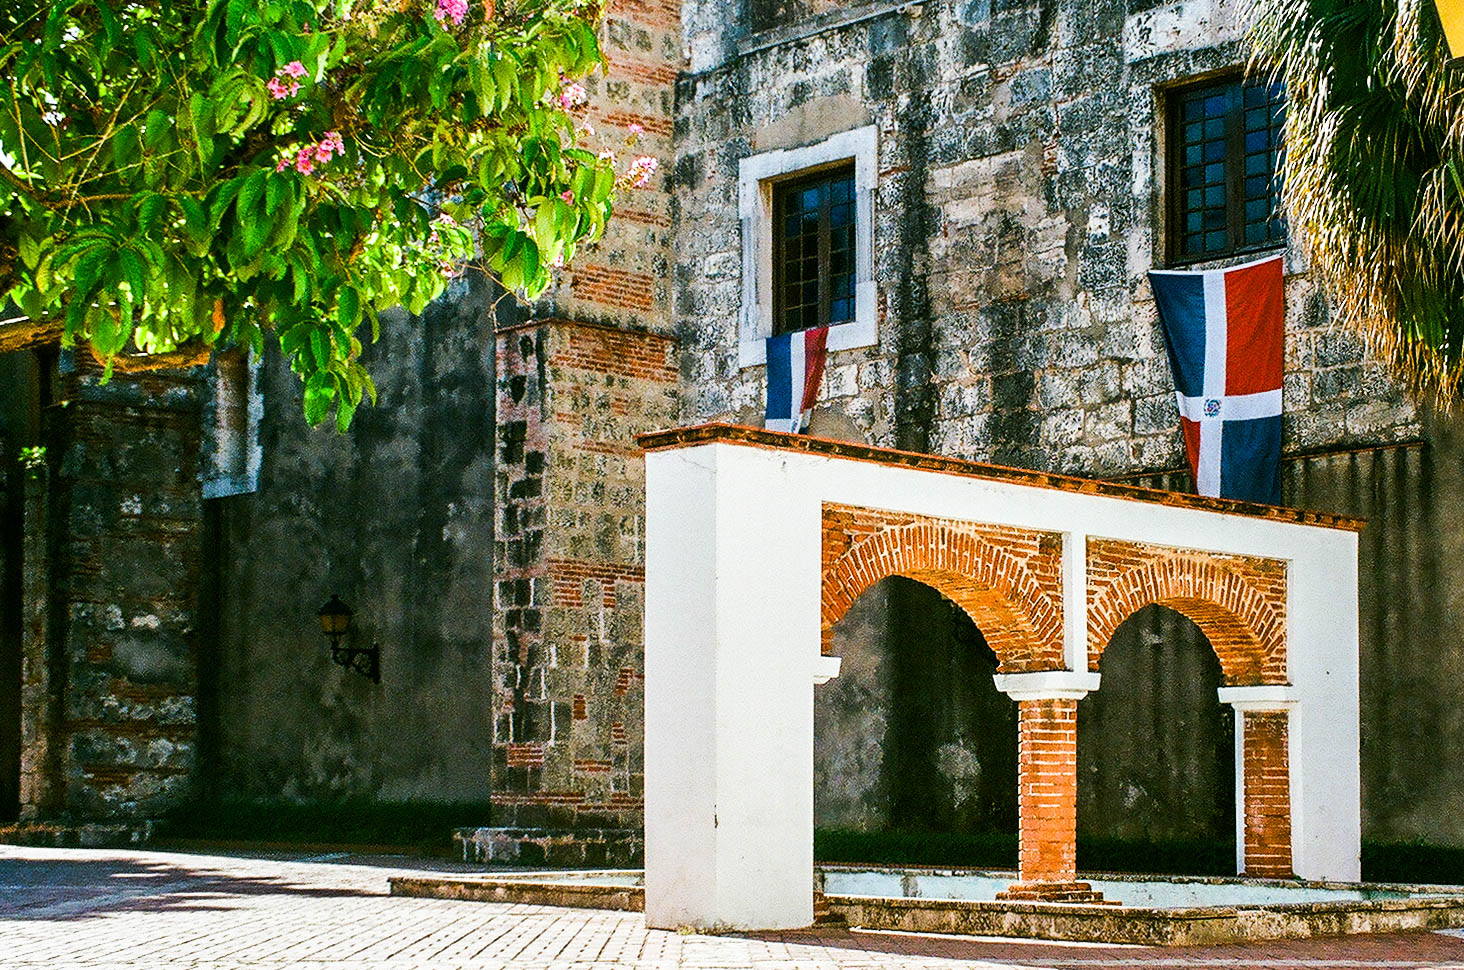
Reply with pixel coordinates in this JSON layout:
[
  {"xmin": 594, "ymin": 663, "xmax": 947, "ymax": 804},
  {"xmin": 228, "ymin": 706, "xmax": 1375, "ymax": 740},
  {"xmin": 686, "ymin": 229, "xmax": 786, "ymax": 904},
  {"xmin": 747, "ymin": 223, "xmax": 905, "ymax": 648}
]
[
  {"xmin": 1147, "ymin": 254, "xmax": 1284, "ymax": 505},
  {"xmin": 764, "ymin": 327, "xmax": 829, "ymax": 433}
]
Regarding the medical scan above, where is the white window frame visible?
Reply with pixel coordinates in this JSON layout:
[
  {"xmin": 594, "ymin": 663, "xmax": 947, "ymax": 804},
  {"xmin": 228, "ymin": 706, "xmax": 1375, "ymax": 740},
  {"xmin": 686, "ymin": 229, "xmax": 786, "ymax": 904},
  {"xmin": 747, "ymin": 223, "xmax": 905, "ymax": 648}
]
[{"xmin": 737, "ymin": 125, "xmax": 878, "ymax": 368}]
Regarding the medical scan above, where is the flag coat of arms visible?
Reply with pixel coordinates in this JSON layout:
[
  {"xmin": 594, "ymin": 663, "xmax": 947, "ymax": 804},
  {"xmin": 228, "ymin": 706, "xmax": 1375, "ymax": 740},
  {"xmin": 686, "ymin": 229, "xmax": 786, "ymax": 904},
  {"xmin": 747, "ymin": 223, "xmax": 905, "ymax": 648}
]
[
  {"xmin": 1147, "ymin": 254, "xmax": 1284, "ymax": 505},
  {"xmin": 764, "ymin": 327, "xmax": 829, "ymax": 434}
]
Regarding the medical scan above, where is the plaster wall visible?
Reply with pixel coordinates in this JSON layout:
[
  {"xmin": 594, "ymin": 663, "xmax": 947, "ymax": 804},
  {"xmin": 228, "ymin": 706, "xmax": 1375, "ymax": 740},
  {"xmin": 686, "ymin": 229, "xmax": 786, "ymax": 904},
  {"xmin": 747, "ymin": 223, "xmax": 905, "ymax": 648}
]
[{"xmin": 205, "ymin": 272, "xmax": 500, "ymax": 805}]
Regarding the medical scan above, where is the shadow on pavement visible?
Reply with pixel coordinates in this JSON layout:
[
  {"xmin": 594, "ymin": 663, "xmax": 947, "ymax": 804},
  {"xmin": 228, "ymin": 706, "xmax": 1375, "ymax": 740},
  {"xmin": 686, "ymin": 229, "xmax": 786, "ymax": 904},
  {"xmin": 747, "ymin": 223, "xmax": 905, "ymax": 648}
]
[{"xmin": 0, "ymin": 856, "xmax": 378, "ymax": 921}]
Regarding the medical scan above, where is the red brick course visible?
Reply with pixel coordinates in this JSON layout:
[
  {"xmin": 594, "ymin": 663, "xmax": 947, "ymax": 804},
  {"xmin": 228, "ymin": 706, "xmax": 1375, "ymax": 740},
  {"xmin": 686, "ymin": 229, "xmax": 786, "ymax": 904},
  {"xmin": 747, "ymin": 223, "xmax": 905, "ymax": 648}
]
[
  {"xmin": 821, "ymin": 505, "xmax": 1064, "ymax": 672},
  {"xmin": 1087, "ymin": 538, "xmax": 1287, "ymax": 685},
  {"xmin": 570, "ymin": 265, "xmax": 656, "ymax": 312},
  {"xmin": 1243, "ymin": 710, "xmax": 1294, "ymax": 877},
  {"xmin": 1016, "ymin": 698, "xmax": 1080, "ymax": 885}
]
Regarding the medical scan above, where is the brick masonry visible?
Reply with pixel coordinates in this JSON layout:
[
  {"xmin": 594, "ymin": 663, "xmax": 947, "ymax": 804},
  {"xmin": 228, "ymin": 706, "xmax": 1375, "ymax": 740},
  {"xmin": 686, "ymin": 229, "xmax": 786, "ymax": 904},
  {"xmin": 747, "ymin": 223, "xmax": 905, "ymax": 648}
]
[
  {"xmin": 485, "ymin": 0, "xmax": 681, "ymax": 852},
  {"xmin": 812, "ymin": 488, "xmax": 1298, "ymax": 887},
  {"xmin": 17, "ymin": 360, "xmax": 203, "ymax": 824},
  {"xmin": 539, "ymin": 0, "xmax": 677, "ymax": 333},
  {"xmin": 491, "ymin": 320, "xmax": 677, "ymax": 836},
  {"xmin": 821, "ymin": 503, "xmax": 1064, "ymax": 672},
  {"xmin": 1243, "ymin": 710, "xmax": 1294, "ymax": 877},
  {"xmin": 1016, "ymin": 697, "xmax": 1079, "ymax": 883},
  {"xmin": 1087, "ymin": 538, "xmax": 1287, "ymax": 685}
]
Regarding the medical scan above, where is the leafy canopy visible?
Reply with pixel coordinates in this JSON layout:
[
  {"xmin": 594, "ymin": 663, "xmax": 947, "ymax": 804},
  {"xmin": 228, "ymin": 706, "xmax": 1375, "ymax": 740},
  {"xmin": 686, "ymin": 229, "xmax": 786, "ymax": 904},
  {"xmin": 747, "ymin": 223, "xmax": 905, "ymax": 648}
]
[
  {"xmin": 1, "ymin": 0, "xmax": 629, "ymax": 428},
  {"xmin": 1248, "ymin": 0, "xmax": 1464, "ymax": 407}
]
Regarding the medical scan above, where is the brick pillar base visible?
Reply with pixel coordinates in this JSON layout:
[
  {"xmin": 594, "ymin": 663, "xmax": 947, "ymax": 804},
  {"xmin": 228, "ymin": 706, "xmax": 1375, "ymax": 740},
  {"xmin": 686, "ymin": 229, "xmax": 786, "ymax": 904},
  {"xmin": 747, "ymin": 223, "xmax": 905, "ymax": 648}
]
[
  {"xmin": 1242, "ymin": 710, "xmax": 1293, "ymax": 877},
  {"xmin": 999, "ymin": 697, "xmax": 1108, "ymax": 905}
]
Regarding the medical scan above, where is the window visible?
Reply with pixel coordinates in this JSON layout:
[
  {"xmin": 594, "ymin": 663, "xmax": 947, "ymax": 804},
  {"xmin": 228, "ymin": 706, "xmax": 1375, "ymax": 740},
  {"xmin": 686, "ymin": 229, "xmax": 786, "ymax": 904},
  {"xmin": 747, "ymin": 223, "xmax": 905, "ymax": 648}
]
[
  {"xmin": 737, "ymin": 126, "xmax": 876, "ymax": 367},
  {"xmin": 1168, "ymin": 77, "xmax": 1285, "ymax": 263},
  {"xmin": 201, "ymin": 347, "xmax": 261, "ymax": 499},
  {"xmin": 773, "ymin": 165, "xmax": 857, "ymax": 335}
]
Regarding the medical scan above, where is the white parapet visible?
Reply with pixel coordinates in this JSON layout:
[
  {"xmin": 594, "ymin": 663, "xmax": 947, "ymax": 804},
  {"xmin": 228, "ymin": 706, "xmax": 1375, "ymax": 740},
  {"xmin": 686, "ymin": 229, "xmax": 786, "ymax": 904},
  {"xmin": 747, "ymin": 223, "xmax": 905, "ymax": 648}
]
[{"xmin": 643, "ymin": 426, "xmax": 1362, "ymax": 930}]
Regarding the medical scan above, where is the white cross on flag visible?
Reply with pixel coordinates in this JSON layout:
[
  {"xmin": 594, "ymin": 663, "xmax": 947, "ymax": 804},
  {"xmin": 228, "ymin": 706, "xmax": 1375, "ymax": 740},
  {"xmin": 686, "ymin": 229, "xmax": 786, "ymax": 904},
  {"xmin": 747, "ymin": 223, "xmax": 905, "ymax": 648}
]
[{"xmin": 1147, "ymin": 255, "xmax": 1285, "ymax": 505}]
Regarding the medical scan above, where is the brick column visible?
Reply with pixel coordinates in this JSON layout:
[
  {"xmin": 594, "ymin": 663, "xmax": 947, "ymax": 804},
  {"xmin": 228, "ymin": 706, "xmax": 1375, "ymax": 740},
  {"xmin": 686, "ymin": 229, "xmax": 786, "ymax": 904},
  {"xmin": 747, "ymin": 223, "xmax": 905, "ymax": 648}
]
[
  {"xmin": 1219, "ymin": 686, "xmax": 1296, "ymax": 878},
  {"xmin": 992, "ymin": 672, "xmax": 1108, "ymax": 904},
  {"xmin": 1016, "ymin": 697, "xmax": 1077, "ymax": 882},
  {"xmin": 1241, "ymin": 710, "xmax": 1293, "ymax": 877}
]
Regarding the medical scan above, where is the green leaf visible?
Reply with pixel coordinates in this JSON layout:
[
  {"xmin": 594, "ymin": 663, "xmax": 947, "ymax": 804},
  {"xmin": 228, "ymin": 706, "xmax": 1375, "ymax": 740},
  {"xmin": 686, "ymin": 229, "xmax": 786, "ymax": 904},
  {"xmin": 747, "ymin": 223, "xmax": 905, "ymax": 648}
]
[
  {"xmin": 309, "ymin": 327, "xmax": 327, "ymax": 369},
  {"xmin": 265, "ymin": 175, "xmax": 291, "ymax": 216},
  {"xmin": 303, "ymin": 371, "xmax": 334, "ymax": 426},
  {"xmin": 143, "ymin": 109, "xmax": 172, "ymax": 150},
  {"xmin": 18, "ymin": 234, "xmax": 41, "ymax": 270},
  {"xmin": 113, "ymin": 123, "xmax": 142, "ymax": 169},
  {"xmin": 337, "ymin": 285, "xmax": 360, "ymax": 330},
  {"xmin": 334, "ymin": 391, "xmax": 358, "ymax": 432},
  {"xmin": 237, "ymin": 169, "xmax": 268, "ymax": 221},
  {"xmin": 136, "ymin": 193, "xmax": 167, "ymax": 233}
]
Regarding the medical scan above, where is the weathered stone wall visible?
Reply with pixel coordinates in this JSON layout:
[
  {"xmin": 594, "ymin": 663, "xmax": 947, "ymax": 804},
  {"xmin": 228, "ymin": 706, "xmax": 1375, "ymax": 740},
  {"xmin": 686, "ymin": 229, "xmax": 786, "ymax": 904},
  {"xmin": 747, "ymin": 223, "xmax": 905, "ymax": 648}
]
[
  {"xmin": 490, "ymin": 319, "xmax": 677, "ymax": 837},
  {"xmin": 15, "ymin": 360, "xmax": 205, "ymax": 822},
  {"xmin": 479, "ymin": 0, "xmax": 682, "ymax": 852},
  {"xmin": 204, "ymin": 272, "xmax": 502, "ymax": 805},
  {"xmin": 673, "ymin": 0, "xmax": 1418, "ymax": 465},
  {"xmin": 1077, "ymin": 604, "xmax": 1233, "ymax": 845},
  {"xmin": 816, "ymin": 576, "xmax": 1018, "ymax": 835}
]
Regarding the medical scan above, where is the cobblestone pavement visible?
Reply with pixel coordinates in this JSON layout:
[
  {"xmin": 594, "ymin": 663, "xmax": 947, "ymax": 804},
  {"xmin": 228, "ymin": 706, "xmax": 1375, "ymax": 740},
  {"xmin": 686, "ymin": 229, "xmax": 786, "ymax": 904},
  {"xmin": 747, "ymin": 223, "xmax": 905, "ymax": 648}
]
[{"xmin": 4, "ymin": 846, "xmax": 1464, "ymax": 969}]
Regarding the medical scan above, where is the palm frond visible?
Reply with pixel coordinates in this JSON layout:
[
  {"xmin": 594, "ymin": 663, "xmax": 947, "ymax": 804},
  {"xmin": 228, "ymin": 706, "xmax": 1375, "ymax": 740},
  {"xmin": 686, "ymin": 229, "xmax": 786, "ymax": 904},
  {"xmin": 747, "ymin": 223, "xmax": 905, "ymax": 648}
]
[{"xmin": 1246, "ymin": 0, "xmax": 1464, "ymax": 406}]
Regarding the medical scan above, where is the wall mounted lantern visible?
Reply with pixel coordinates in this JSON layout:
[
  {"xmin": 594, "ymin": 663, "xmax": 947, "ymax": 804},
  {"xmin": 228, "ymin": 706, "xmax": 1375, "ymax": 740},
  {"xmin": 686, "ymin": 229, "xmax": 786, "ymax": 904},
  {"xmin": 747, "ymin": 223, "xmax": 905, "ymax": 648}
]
[
  {"xmin": 318, "ymin": 594, "xmax": 380, "ymax": 684},
  {"xmin": 1437, "ymin": 0, "xmax": 1464, "ymax": 67}
]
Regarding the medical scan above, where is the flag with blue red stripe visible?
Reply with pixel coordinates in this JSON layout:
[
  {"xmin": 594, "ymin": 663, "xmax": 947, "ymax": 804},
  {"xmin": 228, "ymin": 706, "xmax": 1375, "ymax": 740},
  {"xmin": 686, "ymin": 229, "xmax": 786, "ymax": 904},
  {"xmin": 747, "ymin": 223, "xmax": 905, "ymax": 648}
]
[
  {"xmin": 764, "ymin": 327, "xmax": 829, "ymax": 434},
  {"xmin": 1147, "ymin": 254, "xmax": 1284, "ymax": 505}
]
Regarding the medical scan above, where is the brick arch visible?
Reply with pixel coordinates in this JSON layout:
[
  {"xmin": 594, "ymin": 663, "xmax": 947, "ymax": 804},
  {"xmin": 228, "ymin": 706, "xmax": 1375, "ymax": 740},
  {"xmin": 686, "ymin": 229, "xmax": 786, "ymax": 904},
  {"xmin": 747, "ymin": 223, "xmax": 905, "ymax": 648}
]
[
  {"xmin": 1087, "ymin": 554, "xmax": 1286, "ymax": 685},
  {"xmin": 822, "ymin": 522, "xmax": 1064, "ymax": 672}
]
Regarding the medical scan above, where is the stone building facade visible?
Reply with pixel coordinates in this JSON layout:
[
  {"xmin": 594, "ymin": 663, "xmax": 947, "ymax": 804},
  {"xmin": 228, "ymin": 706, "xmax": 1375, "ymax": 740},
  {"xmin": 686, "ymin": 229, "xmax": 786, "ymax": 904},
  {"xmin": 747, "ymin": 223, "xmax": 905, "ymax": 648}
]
[{"xmin": 3, "ymin": 0, "xmax": 1464, "ymax": 869}]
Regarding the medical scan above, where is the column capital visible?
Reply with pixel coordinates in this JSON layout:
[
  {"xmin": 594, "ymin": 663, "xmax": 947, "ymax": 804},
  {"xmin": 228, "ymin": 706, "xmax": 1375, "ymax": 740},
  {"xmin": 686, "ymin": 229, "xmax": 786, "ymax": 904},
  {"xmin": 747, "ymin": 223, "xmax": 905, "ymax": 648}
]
[
  {"xmin": 1218, "ymin": 685, "xmax": 1297, "ymax": 712},
  {"xmin": 993, "ymin": 670, "xmax": 1100, "ymax": 702},
  {"xmin": 812, "ymin": 655, "xmax": 842, "ymax": 685}
]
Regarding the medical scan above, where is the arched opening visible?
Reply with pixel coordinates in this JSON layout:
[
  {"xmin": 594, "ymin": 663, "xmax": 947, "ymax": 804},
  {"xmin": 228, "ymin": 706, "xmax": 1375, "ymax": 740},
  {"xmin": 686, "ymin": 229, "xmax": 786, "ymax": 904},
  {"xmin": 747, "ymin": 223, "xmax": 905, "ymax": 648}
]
[
  {"xmin": 1078, "ymin": 604, "xmax": 1235, "ymax": 874},
  {"xmin": 815, "ymin": 576, "xmax": 1017, "ymax": 866}
]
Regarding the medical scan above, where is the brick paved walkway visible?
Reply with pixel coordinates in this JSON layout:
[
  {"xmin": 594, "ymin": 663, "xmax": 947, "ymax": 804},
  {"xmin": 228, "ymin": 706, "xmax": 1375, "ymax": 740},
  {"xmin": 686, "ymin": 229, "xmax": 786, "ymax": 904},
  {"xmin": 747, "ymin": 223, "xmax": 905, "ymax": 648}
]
[{"xmin": 3, "ymin": 845, "xmax": 1464, "ymax": 969}]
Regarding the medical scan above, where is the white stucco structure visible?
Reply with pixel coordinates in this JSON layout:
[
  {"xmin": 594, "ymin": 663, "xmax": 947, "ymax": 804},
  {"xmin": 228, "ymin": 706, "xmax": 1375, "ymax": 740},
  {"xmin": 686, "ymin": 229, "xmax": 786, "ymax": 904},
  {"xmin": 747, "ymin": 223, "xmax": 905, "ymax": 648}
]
[{"xmin": 642, "ymin": 425, "xmax": 1361, "ymax": 931}]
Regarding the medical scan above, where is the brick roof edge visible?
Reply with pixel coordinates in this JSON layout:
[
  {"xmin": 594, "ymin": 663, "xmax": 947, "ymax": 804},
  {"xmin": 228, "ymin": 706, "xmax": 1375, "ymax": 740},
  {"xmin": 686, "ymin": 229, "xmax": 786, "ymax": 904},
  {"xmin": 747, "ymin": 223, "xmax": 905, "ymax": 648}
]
[{"xmin": 636, "ymin": 423, "xmax": 1366, "ymax": 533}]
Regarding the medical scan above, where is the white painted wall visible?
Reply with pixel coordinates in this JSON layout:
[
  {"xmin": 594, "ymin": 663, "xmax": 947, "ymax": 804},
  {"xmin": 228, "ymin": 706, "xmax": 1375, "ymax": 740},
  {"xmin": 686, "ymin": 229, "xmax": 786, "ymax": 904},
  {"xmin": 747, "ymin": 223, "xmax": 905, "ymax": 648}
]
[{"xmin": 644, "ymin": 437, "xmax": 1361, "ymax": 930}]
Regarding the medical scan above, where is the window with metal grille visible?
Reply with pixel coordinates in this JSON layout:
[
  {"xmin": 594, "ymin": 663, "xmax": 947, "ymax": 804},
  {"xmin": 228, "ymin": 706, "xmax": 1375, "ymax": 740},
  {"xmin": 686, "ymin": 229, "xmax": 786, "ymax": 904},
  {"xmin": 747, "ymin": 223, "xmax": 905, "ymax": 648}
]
[
  {"xmin": 773, "ymin": 164, "xmax": 857, "ymax": 335},
  {"xmin": 1168, "ymin": 76, "xmax": 1285, "ymax": 263}
]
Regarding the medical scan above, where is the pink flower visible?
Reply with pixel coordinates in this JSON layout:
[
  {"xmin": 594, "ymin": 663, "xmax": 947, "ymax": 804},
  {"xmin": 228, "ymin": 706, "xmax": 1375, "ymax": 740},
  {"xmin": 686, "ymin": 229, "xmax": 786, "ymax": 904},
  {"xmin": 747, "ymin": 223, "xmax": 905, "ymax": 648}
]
[
  {"xmin": 295, "ymin": 148, "xmax": 316, "ymax": 175},
  {"xmin": 627, "ymin": 123, "xmax": 643, "ymax": 135},
  {"xmin": 558, "ymin": 83, "xmax": 588, "ymax": 110},
  {"xmin": 282, "ymin": 60, "xmax": 308, "ymax": 79},
  {"xmin": 267, "ymin": 77, "xmax": 298, "ymax": 100},
  {"xmin": 434, "ymin": 0, "xmax": 469, "ymax": 24},
  {"xmin": 627, "ymin": 154, "xmax": 659, "ymax": 188},
  {"xmin": 560, "ymin": 190, "xmax": 574, "ymax": 203},
  {"xmin": 276, "ymin": 156, "xmax": 289, "ymax": 173}
]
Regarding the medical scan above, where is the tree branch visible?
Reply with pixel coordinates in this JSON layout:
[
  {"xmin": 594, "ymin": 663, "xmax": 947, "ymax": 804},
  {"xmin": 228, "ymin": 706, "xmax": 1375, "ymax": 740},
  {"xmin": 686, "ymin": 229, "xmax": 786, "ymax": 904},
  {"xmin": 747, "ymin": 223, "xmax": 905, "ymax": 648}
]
[{"xmin": 0, "ymin": 314, "xmax": 64, "ymax": 354}]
